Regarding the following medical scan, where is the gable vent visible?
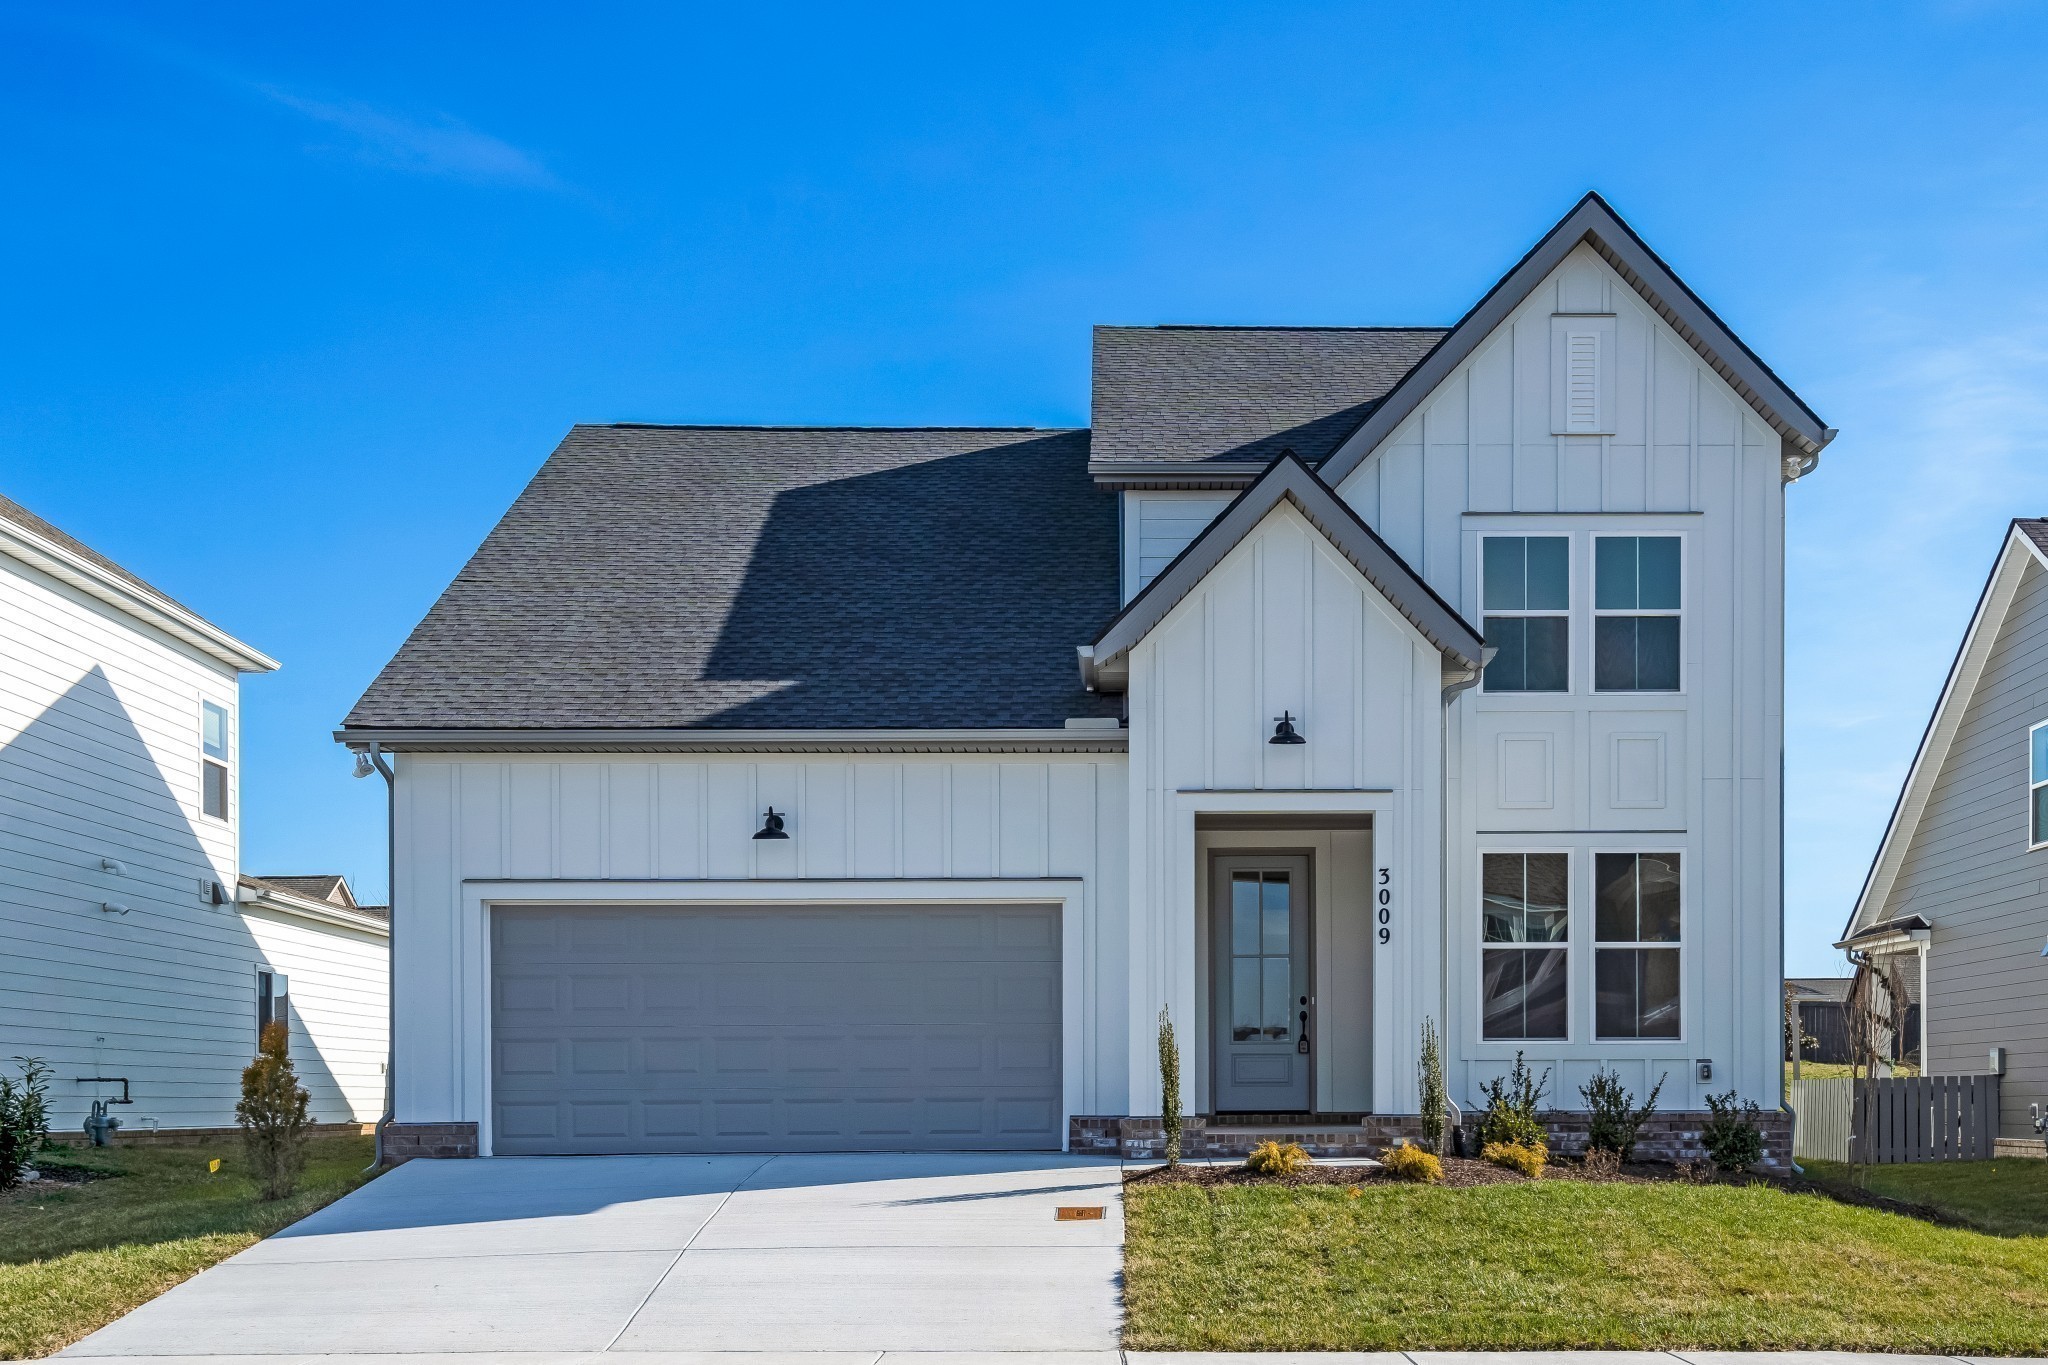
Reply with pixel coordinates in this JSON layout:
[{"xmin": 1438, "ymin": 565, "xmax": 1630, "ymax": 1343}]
[{"xmin": 1550, "ymin": 313, "xmax": 1616, "ymax": 435}]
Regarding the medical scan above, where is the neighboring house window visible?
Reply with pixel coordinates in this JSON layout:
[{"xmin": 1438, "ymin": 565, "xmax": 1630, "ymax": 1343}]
[
  {"xmin": 1482, "ymin": 536, "xmax": 1569, "ymax": 692},
  {"xmin": 2031, "ymin": 721, "xmax": 2048, "ymax": 847},
  {"xmin": 1594, "ymin": 535, "xmax": 1681, "ymax": 691},
  {"xmin": 255, "ymin": 969, "xmax": 288, "ymax": 1045},
  {"xmin": 1481, "ymin": 852, "xmax": 1569, "ymax": 1040},
  {"xmin": 202, "ymin": 700, "xmax": 230, "ymax": 820},
  {"xmin": 1595, "ymin": 852, "xmax": 1681, "ymax": 1039}
]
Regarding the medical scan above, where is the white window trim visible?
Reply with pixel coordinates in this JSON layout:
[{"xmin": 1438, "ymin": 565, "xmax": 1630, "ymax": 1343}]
[
  {"xmin": 200, "ymin": 697, "xmax": 233, "ymax": 825},
  {"xmin": 1590, "ymin": 531, "xmax": 1686, "ymax": 696},
  {"xmin": 1478, "ymin": 532, "xmax": 1573, "ymax": 696},
  {"xmin": 1589, "ymin": 847, "xmax": 1685, "ymax": 1045},
  {"xmin": 1477, "ymin": 847, "xmax": 1574, "ymax": 1045},
  {"xmin": 2028, "ymin": 719, "xmax": 2048, "ymax": 850}
]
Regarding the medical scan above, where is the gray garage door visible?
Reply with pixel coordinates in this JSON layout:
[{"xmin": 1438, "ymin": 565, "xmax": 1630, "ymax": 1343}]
[{"xmin": 490, "ymin": 903, "xmax": 1062, "ymax": 1154}]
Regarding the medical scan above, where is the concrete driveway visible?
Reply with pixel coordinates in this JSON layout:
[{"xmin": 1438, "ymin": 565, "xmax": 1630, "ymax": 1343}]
[{"xmin": 62, "ymin": 1152, "xmax": 1124, "ymax": 1362}]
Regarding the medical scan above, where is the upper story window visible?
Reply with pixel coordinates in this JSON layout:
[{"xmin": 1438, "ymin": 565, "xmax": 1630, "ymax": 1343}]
[
  {"xmin": 201, "ymin": 700, "xmax": 231, "ymax": 821},
  {"xmin": 1480, "ymin": 851, "xmax": 1569, "ymax": 1040},
  {"xmin": 2030, "ymin": 722, "xmax": 2048, "ymax": 847},
  {"xmin": 1594, "ymin": 535, "xmax": 1681, "ymax": 692},
  {"xmin": 1594, "ymin": 852, "xmax": 1681, "ymax": 1039},
  {"xmin": 1482, "ymin": 536, "xmax": 1569, "ymax": 693}
]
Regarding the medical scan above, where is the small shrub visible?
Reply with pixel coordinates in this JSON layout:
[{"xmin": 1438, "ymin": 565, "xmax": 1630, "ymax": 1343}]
[
  {"xmin": 1245, "ymin": 1140, "xmax": 1309, "ymax": 1176},
  {"xmin": 1477, "ymin": 1051, "xmax": 1550, "ymax": 1150},
  {"xmin": 1481, "ymin": 1139, "xmax": 1546, "ymax": 1177},
  {"xmin": 1157, "ymin": 1005, "xmax": 1182, "ymax": 1167},
  {"xmin": 1579, "ymin": 1145, "xmax": 1622, "ymax": 1178},
  {"xmin": 1382, "ymin": 1140, "xmax": 1442, "ymax": 1183},
  {"xmin": 0, "ymin": 1057, "xmax": 51, "ymax": 1190},
  {"xmin": 1580, "ymin": 1066, "xmax": 1665, "ymax": 1161},
  {"xmin": 1675, "ymin": 1157, "xmax": 1713, "ymax": 1184},
  {"xmin": 1418, "ymin": 1018, "xmax": 1447, "ymax": 1155},
  {"xmin": 1701, "ymin": 1090, "xmax": 1765, "ymax": 1172},
  {"xmin": 237, "ymin": 1020, "xmax": 311, "ymax": 1200}
]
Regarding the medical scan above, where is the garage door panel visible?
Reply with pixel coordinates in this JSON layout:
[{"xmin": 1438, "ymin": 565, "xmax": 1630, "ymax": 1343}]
[{"xmin": 491, "ymin": 903, "xmax": 1062, "ymax": 1154}]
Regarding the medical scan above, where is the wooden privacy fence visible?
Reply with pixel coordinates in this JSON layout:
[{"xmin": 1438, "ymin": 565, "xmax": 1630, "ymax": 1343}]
[
  {"xmin": 1852, "ymin": 1074, "xmax": 2000, "ymax": 1163},
  {"xmin": 1791, "ymin": 1074, "xmax": 2000, "ymax": 1163}
]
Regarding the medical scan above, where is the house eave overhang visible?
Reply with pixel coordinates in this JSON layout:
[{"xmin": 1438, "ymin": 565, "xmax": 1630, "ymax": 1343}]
[
  {"xmin": 1087, "ymin": 461, "xmax": 1267, "ymax": 491},
  {"xmin": 0, "ymin": 518, "xmax": 278, "ymax": 674},
  {"xmin": 335, "ymin": 725, "xmax": 1130, "ymax": 755},
  {"xmin": 1842, "ymin": 523, "xmax": 2048, "ymax": 942},
  {"xmin": 236, "ymin": 877, "xmax": 390, "ymax": 937},
  {"xmin": 1834, "ymin": 914, "xmax": 1932, "ymax": 954},
  {"xmin": 1089, "ymin": 452, "xmax": 1484, "ymax": 679},
  {"xmin": 1312, "ymin": 191, "xmax": 1835, "ymax": 492}
]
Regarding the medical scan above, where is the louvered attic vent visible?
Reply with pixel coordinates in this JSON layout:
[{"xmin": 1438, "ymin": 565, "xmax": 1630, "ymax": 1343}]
[{"xmin": 1550, "ymin": 313, "xmax": 1615, "ymax": 435}]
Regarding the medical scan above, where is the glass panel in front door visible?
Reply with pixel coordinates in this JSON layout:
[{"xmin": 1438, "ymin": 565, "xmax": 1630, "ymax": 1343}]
[{"xmin": 1229, "ymin": 871, "xmax": 1294, "ymax": 1043}]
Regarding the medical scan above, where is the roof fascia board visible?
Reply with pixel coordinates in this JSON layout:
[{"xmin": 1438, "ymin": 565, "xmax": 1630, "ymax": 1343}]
[
  {"xmin": 237, "ymin": 880, "xmax": 390, "ymax": 937},
  {"xmin": 1089, "ymin": 461, "xmax": 1266, "ymax": 491},
  {"xmin": 1844, "ymin": 524, "xmax": 2048, "ymax": 939},
  {"xmin": 1091, "ymin": 453, "xmax": 1483, "ymax": 670},
  {"xmin": 1317, "ymin": 193, "xmax": 1833, "ymax": 492},
  {"xmin": 334, "ymin": 726, "xmax": 1130, "ymax": 755},
  {"xmin": 0, "ymin": 520, "xmax": 278, "ymax": 673}
]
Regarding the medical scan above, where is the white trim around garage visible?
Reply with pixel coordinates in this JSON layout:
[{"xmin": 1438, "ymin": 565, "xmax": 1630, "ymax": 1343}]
[{"xmin": 456, "ymin": 877, "xmax": 1090, "ymax": 1156}]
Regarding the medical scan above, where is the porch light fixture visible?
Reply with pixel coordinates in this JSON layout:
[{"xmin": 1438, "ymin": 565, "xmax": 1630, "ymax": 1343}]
[
  {"xmin": 753, "ymin": 807, "xmax": 790, "ymax": 840},
  {"xmin": 1269, "ymin": 711, "xmax": 1306, "ymax": 745}
]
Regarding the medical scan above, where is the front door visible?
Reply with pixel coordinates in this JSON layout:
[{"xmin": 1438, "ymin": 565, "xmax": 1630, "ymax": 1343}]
[{"xmin": 1210, "ymin": 855, "xmax": 1312, "ymax": 1113}]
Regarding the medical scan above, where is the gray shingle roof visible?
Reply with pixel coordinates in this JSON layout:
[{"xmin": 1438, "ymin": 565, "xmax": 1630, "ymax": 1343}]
[
  {"xmin": 250, "ymin": 874, "xmax": 357, "ymax": 907},
  {"xmin": 2018, "ymin": 518, "xmax": 2048, "ymax": 557},
  {"xmin": 344, "ymin": 425, "xmax": 1123, "ymax": 731},
  {"xmin": 1089, "ymin": 326, "xmax": 1446, "ymax": 469}
]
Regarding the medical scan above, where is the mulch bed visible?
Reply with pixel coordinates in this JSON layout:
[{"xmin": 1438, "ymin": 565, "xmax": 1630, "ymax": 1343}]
[{"xmin": 1128, "ymin": 1153, "xmax": 1736, "ymax": 1189}]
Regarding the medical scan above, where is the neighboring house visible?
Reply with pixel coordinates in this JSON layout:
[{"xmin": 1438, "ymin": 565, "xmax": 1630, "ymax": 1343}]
[
  {"xmin": 1842, "ymin": 519, "xmax": 2048, "ymax": 1153},
  {"xmin": 1785, "ymin": 976, "xmax": 1918, "ymax": 1068},
  {"xmin": 341, "ymin": 193, "xmax": 1829, "ymax": 1162},
  {"xmin": 0, "ymin": 492, "xmax": 389, "ymax": 1136}
]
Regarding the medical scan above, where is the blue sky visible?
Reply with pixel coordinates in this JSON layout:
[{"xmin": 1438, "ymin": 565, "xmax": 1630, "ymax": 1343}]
[{"xmin": 4, "ymin": 2, "xmax": 2046, "ymax": 974}]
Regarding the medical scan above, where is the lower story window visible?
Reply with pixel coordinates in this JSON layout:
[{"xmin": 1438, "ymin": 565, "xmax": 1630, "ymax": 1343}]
[
  {"xmin": 255, "ymin": 970, "xmax": 289, "ymax": 1046},
  {"xmin": 1481, "ymin": 852, "xmax": 1568, "ymax": 1040},
  {"xmin": 1594, "ymin": 852, "xmax": 1680, "ymax": 1039}
]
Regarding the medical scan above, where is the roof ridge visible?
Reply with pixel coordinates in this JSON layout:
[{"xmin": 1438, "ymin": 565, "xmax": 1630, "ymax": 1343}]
[{"xmin": 1096, "ymin": 324, "xmax": 1450, "ymax": 334}]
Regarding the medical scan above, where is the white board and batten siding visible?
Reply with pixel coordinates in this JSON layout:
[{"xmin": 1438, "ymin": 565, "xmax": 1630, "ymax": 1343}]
[
  {"xmin": 0, "ymin": 541, "xmax": 384, "ymax": 1129},
  {"xmin": 1329, "ymin": 241, "xmax": 1787, "ymax": 1112},
  {"xmin": 391, "ymin": 754, "xmax": 1131, "ymax": 1138},
  {"xmin": 1123, "ymin": 499, "xmax": 1445, "ymax": 1117},
  {"xmin": 1872, "ymin": 556, "xmax": 2048, "ymax": 1138}
]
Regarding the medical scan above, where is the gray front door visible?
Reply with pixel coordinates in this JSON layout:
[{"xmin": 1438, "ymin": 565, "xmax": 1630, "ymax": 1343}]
[
  {"xmin": 1210, "ymin": 855, "xmax": 1312, "ymax": 1112},
  {"xmin": 490, "ymin": 903, "xmax": 1062, "ymax": 1154}
]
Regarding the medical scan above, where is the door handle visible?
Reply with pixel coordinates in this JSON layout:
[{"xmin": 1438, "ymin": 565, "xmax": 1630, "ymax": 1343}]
[{"xmin": 1297, "ymin": 1005, "xmax": 1310, "ymax": 1055}]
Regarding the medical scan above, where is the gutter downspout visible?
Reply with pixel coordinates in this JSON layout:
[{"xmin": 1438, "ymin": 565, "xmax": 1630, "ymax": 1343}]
[
  {"xmin": 1439, "ymin": 650, "xmax": 1490, "ymax": 1147},
  {"xmin": 362, "ymin": 744, "xmax": 396, "ymax": 1172}
]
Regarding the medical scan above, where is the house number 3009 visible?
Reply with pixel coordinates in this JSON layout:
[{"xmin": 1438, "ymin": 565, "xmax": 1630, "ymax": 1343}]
[{"xmin": 1377, "ymin": 867, "xmax": 1392, "ymax": 945}]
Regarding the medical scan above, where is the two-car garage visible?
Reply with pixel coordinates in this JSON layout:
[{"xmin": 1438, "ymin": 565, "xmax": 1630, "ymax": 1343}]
[{"xmin": 489, "ymin": 903, "xmax": 1064, "ymax": 1154}]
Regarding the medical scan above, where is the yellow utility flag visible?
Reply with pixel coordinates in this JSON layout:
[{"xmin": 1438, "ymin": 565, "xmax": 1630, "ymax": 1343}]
[{"xmin": 208, "ymin": 1158, "xmax": 220, "ymax": 1174}]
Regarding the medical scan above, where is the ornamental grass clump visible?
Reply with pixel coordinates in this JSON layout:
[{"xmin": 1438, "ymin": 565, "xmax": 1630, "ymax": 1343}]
[
  {"xmin": 237, "ymin": 1021, "xmax": 311, "ymax": 1201},
  {"xmin": 1381, "ymin": 1139, "xmax": 1442, "ymax": 1183},
  {"xmin": 1481, "ymin": 1139, "xmax": 1547, "ymax": 1177},
  {"xmin": 1245, "ymin": 1140, "xmax": 1310, "ymax": 1176}
]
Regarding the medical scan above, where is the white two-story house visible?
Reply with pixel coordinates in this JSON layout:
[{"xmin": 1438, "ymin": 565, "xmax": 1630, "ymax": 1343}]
[
  {"xmin": 0, "ymin": 493, "xmax": 389, "ymax": 1136},
  {"xmin": 341, "ymin": 194, "xmax": 1828, "ymax": 1163}
]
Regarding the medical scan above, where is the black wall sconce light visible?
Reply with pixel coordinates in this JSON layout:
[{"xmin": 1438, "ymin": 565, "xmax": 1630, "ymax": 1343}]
[
  {"xmin": 1270, "ymin": 711, "xmax": 1306, "ymax": 745},
  {"xmin": 753, "ymin": 807, "xmax": 791, "ymax": 840}
]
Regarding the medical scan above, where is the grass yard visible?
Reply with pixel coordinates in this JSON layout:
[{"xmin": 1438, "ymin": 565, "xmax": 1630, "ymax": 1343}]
[
  {"xmin": 1124, "ymin": 1172, "xmax": 2048, "ymax": 1352},
  {"xmin": 0, "ymin": 1135, "xmax": 378, "ymax": 1360},
  {"xmin": 1800, "ymin": 1157, "xmax": 2048, "ymax": 1237}
]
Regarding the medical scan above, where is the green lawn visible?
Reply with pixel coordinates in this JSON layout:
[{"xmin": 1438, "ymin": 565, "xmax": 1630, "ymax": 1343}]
[
  {"xmin": 1801, "ymin": 1157, "xmax": 2048, "ymax": 1237},
  {"xmin": 0, "ymin": 1135, "xmax": 379, "ymax": 1360},
  {"xmin": 1124, "ymin": 1176, "xmax": 2048, "ymax": 1352}
]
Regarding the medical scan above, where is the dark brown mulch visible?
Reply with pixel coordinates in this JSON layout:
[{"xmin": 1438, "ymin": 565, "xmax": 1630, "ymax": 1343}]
[{"xmin": 1126, "ymin": 1152, "xmax": 1737, "ymax": 1189}]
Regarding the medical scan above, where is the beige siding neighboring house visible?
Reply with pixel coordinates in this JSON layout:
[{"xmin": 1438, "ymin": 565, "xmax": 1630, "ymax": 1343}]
[
  {"xmin": 1844, "ymin": 520, "xmax": 2048, "ymax": 1150},
  {"xmin": 0, "ymin": 491, "xmax": 388, "ymax": 1134}
]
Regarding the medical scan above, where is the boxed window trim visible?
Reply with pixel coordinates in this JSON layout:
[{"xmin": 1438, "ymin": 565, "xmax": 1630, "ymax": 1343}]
[{"xmin": 1592, "ymin": 532, "xmax": 1684, "ymax": 695}]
